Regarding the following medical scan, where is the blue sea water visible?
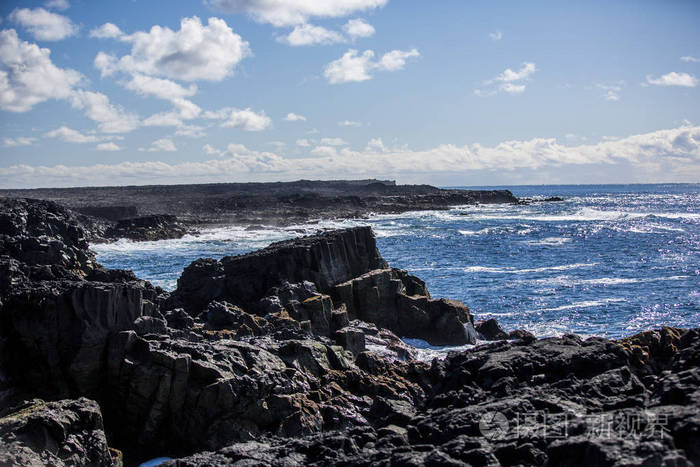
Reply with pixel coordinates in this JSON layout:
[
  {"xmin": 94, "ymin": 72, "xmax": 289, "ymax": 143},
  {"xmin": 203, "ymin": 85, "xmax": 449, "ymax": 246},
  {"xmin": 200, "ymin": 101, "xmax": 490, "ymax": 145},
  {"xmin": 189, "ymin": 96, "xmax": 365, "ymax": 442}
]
[{"xmin": 92, "ymin": 184, "xmax": 699, "ymax": 340}]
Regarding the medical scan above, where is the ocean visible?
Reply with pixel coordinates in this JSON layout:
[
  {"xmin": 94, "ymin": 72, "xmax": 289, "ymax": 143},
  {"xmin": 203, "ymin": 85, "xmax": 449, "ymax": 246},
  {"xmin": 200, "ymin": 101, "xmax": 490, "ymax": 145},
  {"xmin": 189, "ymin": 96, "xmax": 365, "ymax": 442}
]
[{"xmin": 92, "ymin": 184, "xmax": 699, "ymax": 344}]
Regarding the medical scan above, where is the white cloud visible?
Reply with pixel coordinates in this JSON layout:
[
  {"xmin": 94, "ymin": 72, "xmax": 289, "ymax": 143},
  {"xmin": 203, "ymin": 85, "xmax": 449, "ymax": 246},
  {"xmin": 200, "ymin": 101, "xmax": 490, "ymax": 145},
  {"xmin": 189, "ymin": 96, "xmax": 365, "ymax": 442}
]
[
  {"xmin": 320, "ymin": 137, "xmax": 348, "ymax": 146},
  {"xmin": 89, "ymin": 23, "xmax": 124, "ymax": 39},
  {"xmin": 377, "ymin": 49, "xmax": 420, "ymax": 71},
  {"xmin": 96, "ymin": 142, "xmax": 121, "ymax": 151},
  {"xmin": 207, "ymin": 107, "xmax": 271, "ymax": 131},
  {"xmin": 142, "ymin": 138, "xmax": 176, "ymax": 152},
  {"xmin": 278, "ymin": 23, "xmax": 345, "ymax": 46},
  {"xmin": 94, "ymin": 16, "xmax": 250, "ymax": 82},
  {"xmin": 0, "ymin": 29, "xmax": 82, "ymax": 112},
  {"xmin": 596, "ymin": 82, "xmax": 624, "ymax": 102},
  {"xmin": 310, "ymin": 145, "xmax": 338, "ymax": 157},
  {"xmin": 495, "ymin": 62, "xmax": 536, "ymax": 82},
  {"xmin": 324, "ymin": 48, "xmax": 420, "ymax": 84},
  {"xmin": 339, "ymin": 120, "xmax": 362, "ymax": 127},
  {"xmin": 44, "ymin": 0, "xmax": 70, "ymax": 11},
  {"xmin": 9, "ymin": 8, "xmax": 78, "ymax": 41},
  {"xmin": 45, "ymin": 126, "xmax": 100, "ymax": 143},
  {"xmin": 122, "ymin": 73, "xmax": 201, "ymax": 119},
  {"xmin": 366, "ymin": 137, "xmax": 386, "ymax": 152},
  {"xmin": 5, "ymin": 125, "xmax": 699, "ymax": 188},
  {"xmin": 500, "ymin": 83, "xmax": 525, "ymax": 94},
  {"xmin": 70, "ymin": 90, "xmax": 140, "ymax": 133},
  {"xmin": 343, "ymin": 19, "xmax": 375, "ymax": 39},
  {"xmin": 681, "ymin": 56, "xmax": 699, "ymax": 63},
  {"xmin": 3, "ymin": 136, "xmax": 36, "ymax": 147},
  {"xmin": 284, "ymin": 112, "xmax": 307, "ymax": 121},
  {"xmin": 175, "ymin": 125, "xmax": 206, "ymax": 138},
  {"xmin": 489, "ymin": 31, "xmax": 502, "ymax": 41},
  {"xmin": 296, "ymin": 138, "xmax": 311, "ymax": 147},
  {"xmin": 142, "ymin": 112, "xmax": 184, "ymax": 127},
  {"xmin": 206, "ymin": 0, "xmax": 387, "ymax": 27},
  {"xmin": 646, "ymin": 72, "xmax": 697, "ymax": 87},
  {"xmin": 476, "ymin": 62, "xmax": 536, "ymax": 96}
]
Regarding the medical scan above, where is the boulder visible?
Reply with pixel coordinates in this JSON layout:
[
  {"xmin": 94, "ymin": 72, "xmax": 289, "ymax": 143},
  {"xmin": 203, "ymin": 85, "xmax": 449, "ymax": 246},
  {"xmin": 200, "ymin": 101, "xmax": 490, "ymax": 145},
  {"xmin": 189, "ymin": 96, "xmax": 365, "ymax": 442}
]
[
  {"xmin": 0, "ymin": 398, "xmax": 115, "ymax": 467},
  {"xmin": 475, "ymin": 318, "xmax": 509, "ymax": 340}
]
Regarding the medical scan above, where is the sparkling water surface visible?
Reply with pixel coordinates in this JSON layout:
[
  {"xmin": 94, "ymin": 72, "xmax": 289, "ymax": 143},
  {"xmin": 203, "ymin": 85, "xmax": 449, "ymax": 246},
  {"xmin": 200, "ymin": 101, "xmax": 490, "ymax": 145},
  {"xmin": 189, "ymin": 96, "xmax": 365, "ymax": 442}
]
[{"xmin": 92, "ymin": 184, "xmax": 699, "ymax": 339}]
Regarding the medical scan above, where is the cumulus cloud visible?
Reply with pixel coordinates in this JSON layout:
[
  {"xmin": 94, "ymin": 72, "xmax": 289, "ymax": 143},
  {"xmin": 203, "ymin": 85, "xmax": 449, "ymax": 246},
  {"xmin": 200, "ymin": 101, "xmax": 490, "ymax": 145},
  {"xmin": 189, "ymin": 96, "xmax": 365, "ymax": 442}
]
[
  {"xmin": 141, "ymin": 138, "xmax": 176, "ymax": 152},
  {"xmin": 9, "ymin": 7, "xmax": 78, "ymax": 41},
  {"xmin": 0, "ymin": 29, "xmax": 82, "ymax": 112},
  {"xmin": 89, "ymin": 23, "xmax": 124, "ymax": 39},
  {"xmin": 476, "ymin": 62, "xmax": 537, "ymax": 96},
  {"xmin": 122, "ymin": 73, "xmax": 200, "ymax": 119},
  {"xmin": 45, "ymin": 126, "xmax": 100, "ymax": 143},
  {"xmin": 4, "ymin": 125, "xmax": 699, "ymax": 187},
  {"xmin": 3, "ymin": 136, "xmax": 36, "ymax": 147},
  {"xmin": 96, "ymin": 142, "xmax": 120, "ymax": 151},
  {"xmin": 489, "ymin": 31, "xmax": 502, "ymax": 41},
  {"xmin": 204, "ymin": 107, "xmax": 271, "ymax": 131},
  {"xmin": 343, "ymin": 19, "xmax": 375, "ymax": 39},
  {"xmin": 296, "ymin": 138, "xmax": 311, "ymax": 147},
  {"xmin": 44, "ymin": 0, "xmax": 70, "ymax": 11},
  {"xmin": 278, "ymin": 23, "xmax": 345, "ymax": 46},
  {"xmin": 324, "ymin": 48, "xmax": 420, "ymax": 84},
  {"xmin": 70, "ymin": 90, "xmax": 140, "ymax": 133},
  {"xmin": 94, "ymin": 16, "xmax": 250, "ymax": 82},
  {"xmin": 206, "ymin": 0, "xmax": 387, "ymax": 27},
  {"xmin": 284, "ymin": 112, "xmax": 307, "ymax": 121},
  {"xmin": 646, "ymin": 72, "xmax": 697, "ymax": 87}
]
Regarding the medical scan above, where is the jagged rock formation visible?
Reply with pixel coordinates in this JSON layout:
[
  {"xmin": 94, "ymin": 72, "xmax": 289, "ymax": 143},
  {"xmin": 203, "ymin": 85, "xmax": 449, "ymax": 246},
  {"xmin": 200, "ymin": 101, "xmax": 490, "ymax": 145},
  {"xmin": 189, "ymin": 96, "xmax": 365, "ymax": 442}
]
[
  {"xmin": 169, "ymin": 227, "xmax": 477, "ymax": 346},
  {"xmin": 169, "ymin": 328, "xmax": 700, "ymax": 466},
  {"xmin": 0, "ymin": 398, "xmax": 117, "ymax": 466}
]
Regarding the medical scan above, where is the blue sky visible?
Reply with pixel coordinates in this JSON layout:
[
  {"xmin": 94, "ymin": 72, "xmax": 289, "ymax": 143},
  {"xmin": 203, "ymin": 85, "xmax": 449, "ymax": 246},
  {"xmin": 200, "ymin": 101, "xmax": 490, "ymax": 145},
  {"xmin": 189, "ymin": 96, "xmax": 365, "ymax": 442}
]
[{"xmin": 1, "ymin": 0, "xmax": 699, "ymax": 188}]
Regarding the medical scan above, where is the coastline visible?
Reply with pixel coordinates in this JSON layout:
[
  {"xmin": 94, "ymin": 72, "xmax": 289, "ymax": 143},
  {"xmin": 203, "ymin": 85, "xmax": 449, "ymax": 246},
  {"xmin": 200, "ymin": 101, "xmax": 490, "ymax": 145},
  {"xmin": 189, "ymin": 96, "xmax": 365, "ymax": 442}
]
[{"xmin": 1, "ymin": 185, "xmax": 698, "ymax": 466}]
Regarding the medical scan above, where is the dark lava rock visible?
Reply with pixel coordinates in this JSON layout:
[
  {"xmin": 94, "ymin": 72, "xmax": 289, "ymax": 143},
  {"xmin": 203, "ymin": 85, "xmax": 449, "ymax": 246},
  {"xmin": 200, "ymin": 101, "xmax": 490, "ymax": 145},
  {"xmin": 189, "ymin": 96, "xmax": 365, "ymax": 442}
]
[
  {"xmin": 475, "ymin": 318, "xmax": 509, "ymax": 340},
  {"xmin": 0, "ymin": 398, "xmax": 116, "ymax": 466},
  {"xmin": 106, "ymin": 214, "xmax": 188, "ymax": 241},
  {"xmin": 170, "ymin": 226, "xmax": 387, "ymax": 313},
  {"xmin": 334, "ymin": 268, "xmax": 477, "ymax": 345}
]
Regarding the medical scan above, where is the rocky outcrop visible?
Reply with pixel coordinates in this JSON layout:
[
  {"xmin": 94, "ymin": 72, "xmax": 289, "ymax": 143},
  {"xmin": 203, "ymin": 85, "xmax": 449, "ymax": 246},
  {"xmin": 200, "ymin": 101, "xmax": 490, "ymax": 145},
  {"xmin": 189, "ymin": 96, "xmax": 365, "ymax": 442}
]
[
  {"xmin": 170, "ymin": 228, "xmax": 475, "ymax": 346},
  {"xmin": 0, "ymin": 398, "xmax": 117, "ymax": 466},
  {"xmin": 170, "ymin": 227, "xmax": 387, "ymax": 313},
  {"xmin": 105, "ymin": 214, "xmax": 188, "ymax": 241},
  {"xmin": 333, "ymin": 268, "xmax": 477, "ymax": 345},
  {"xmin": 0, "ymin": 198, "xmax": 98, "ymax": 279}
]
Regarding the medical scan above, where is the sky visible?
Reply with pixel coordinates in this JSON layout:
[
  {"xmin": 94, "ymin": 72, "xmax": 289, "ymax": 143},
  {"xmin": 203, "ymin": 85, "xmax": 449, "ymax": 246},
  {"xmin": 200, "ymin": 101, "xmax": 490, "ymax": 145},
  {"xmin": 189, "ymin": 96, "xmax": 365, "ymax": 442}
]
[{"xmin": 0, "ymin": 0, "xmax": 699, "ymax": 188}]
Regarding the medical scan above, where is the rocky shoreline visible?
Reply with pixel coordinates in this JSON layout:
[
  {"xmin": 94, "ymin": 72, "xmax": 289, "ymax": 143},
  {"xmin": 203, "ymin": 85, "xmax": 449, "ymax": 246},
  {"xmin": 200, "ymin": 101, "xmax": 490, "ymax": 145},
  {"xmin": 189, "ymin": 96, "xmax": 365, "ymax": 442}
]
[
  {"xmin": 0, "ymin": 180, "xmax": 520, "ymax": 242},
  {"xmin": 1, "ymin": 194, "xmax": 698, "ymax": 466}
]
